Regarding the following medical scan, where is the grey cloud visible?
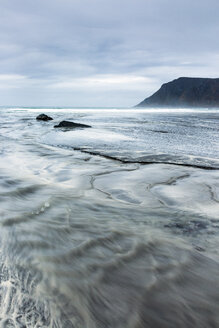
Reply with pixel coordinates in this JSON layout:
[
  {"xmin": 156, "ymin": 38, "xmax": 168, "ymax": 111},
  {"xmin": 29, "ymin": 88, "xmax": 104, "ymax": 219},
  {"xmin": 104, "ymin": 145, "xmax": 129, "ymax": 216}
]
[{"xmin": 0, "ymin": 0, "xmax": 219, "ymax": 106}]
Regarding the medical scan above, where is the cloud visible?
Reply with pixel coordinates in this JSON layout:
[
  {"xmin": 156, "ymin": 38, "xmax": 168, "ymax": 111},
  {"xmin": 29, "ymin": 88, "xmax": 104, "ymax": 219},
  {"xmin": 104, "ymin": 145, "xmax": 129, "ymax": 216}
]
[
  {"xmin": 49, "ymin": 75, "xmax": 154, "ymax": 89},
  {"xmin": 0, "ymin": 74, "xmax": 27, "ymax": 89},
  {"xmin": 0, "ymin": 0, "xmax": 219, "ymax": 106}
]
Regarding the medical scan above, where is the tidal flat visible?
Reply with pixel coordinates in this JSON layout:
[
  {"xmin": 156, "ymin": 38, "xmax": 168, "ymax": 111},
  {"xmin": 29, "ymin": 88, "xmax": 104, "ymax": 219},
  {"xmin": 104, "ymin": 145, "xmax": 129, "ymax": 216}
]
[{"xmin": 0, "ymin": 107, "xmax": 219, "ymax": 327}]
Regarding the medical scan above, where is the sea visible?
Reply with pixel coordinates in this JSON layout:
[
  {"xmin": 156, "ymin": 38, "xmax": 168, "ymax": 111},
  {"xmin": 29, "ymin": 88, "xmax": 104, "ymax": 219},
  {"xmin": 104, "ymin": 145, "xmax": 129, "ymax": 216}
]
[{"xmin": 0, "ymin": 107, "xmax": 219, "ymax": 327}]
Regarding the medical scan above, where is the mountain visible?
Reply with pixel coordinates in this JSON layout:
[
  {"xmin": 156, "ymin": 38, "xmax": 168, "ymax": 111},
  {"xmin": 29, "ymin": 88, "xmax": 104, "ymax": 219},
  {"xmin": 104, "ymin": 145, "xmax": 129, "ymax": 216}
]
[{"xmin": 136, "ymin": 77, "xmax": 219, "ymax": 108}]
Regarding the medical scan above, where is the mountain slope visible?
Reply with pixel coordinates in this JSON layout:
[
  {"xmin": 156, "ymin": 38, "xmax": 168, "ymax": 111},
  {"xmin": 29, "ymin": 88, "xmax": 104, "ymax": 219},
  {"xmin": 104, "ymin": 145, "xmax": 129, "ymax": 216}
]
[{"xmin": 136, "ymin": 77, "xmax": 219, "ymax": 108}]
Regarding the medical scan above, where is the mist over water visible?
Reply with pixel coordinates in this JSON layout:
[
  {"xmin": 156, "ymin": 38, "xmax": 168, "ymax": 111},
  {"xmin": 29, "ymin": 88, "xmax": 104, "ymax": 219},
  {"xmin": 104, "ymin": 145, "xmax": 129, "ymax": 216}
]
[{"xmin": 0, "ymin": 107, "xmax": 219, "ymax": 327}]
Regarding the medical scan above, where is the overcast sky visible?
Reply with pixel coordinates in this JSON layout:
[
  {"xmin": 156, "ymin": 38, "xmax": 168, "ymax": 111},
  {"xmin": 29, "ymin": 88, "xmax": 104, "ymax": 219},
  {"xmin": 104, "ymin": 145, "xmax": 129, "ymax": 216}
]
[{"xmin": 0, "ymin": 0, "xmax": 219, "ymax": 107}]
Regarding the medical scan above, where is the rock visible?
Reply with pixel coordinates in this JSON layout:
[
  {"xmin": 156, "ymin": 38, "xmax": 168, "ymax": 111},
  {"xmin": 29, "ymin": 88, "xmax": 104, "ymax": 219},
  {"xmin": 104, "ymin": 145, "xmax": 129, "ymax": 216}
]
[
  {"xmin": 136, "ymin": 77, "xmax": 219, "ymax": 108},
  {"xmin": 54, "ymin": 120, "xmax": 91, "ymax": 129},
  {"xmin": 36, "ymin": 114, "xmax": 53, "ymax": 121}
]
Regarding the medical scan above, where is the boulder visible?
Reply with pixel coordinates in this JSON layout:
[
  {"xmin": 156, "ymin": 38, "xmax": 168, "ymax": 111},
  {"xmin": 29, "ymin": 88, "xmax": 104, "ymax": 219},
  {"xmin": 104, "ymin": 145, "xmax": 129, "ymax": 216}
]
[
  {"xmin": 36, "ymin": 114, "xmax": 53, "ymax": 121},
  {"xmin": 54, "ymin": 120, "xmax": 91, "ymax": 129}
]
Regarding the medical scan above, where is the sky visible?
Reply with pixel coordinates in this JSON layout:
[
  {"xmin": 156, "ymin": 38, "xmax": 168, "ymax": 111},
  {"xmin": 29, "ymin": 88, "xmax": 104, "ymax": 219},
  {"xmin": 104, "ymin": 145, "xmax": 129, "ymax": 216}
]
[{"xmin": 0, "ymin": 0, "xmax": 219, "ymax": 107}]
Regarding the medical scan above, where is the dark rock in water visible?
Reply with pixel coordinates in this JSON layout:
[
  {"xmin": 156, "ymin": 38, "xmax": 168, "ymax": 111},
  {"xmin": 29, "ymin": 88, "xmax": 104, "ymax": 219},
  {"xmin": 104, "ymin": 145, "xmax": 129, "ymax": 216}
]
[
  {"xmin": 54, "ymin": 120, "xmax": 91, "ymax": 129},
  {"xmin": 36, "ymin": 114, "xmax": 53, "ymax": 121},
  {"xmin": 136, "ymin": 77, "xmax": 219, "ymax": 108}
]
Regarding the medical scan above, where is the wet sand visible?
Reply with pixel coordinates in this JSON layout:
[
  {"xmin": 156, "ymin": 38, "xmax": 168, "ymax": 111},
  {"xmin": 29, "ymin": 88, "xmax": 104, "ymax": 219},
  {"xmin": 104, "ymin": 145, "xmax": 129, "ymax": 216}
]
[{"xmin": 0, "ymin": 108, "xmax": 218, "ymax": 327}]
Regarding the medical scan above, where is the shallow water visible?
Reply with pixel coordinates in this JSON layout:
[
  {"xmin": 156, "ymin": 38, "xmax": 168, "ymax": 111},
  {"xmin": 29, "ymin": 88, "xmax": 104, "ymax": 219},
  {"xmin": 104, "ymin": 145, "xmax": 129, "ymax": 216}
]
[{"xmin": 0, "ymin": 107, "xmax": 219, "ymax": 327}]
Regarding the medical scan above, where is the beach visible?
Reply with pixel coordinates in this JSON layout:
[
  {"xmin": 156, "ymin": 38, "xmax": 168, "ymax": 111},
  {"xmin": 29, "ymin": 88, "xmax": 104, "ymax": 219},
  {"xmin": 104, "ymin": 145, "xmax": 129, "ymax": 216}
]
[{"xmin": 0, "ymin": 107, "xmax": 219, "ymax": 327}]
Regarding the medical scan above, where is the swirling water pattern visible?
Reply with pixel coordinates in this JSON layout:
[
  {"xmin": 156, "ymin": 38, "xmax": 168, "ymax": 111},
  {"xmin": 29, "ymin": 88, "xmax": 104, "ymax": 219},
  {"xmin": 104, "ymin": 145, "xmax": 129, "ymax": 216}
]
[{"xmin": 0, "ymin": 107, "xmax": 218, "ymax": 327}]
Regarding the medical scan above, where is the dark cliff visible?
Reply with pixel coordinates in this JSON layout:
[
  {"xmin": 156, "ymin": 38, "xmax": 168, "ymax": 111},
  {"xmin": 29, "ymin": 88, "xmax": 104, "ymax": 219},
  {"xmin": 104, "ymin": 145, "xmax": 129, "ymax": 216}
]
[{"xmin": 136, "ymin": 77, "xmax": 219, "ymax": 108}]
